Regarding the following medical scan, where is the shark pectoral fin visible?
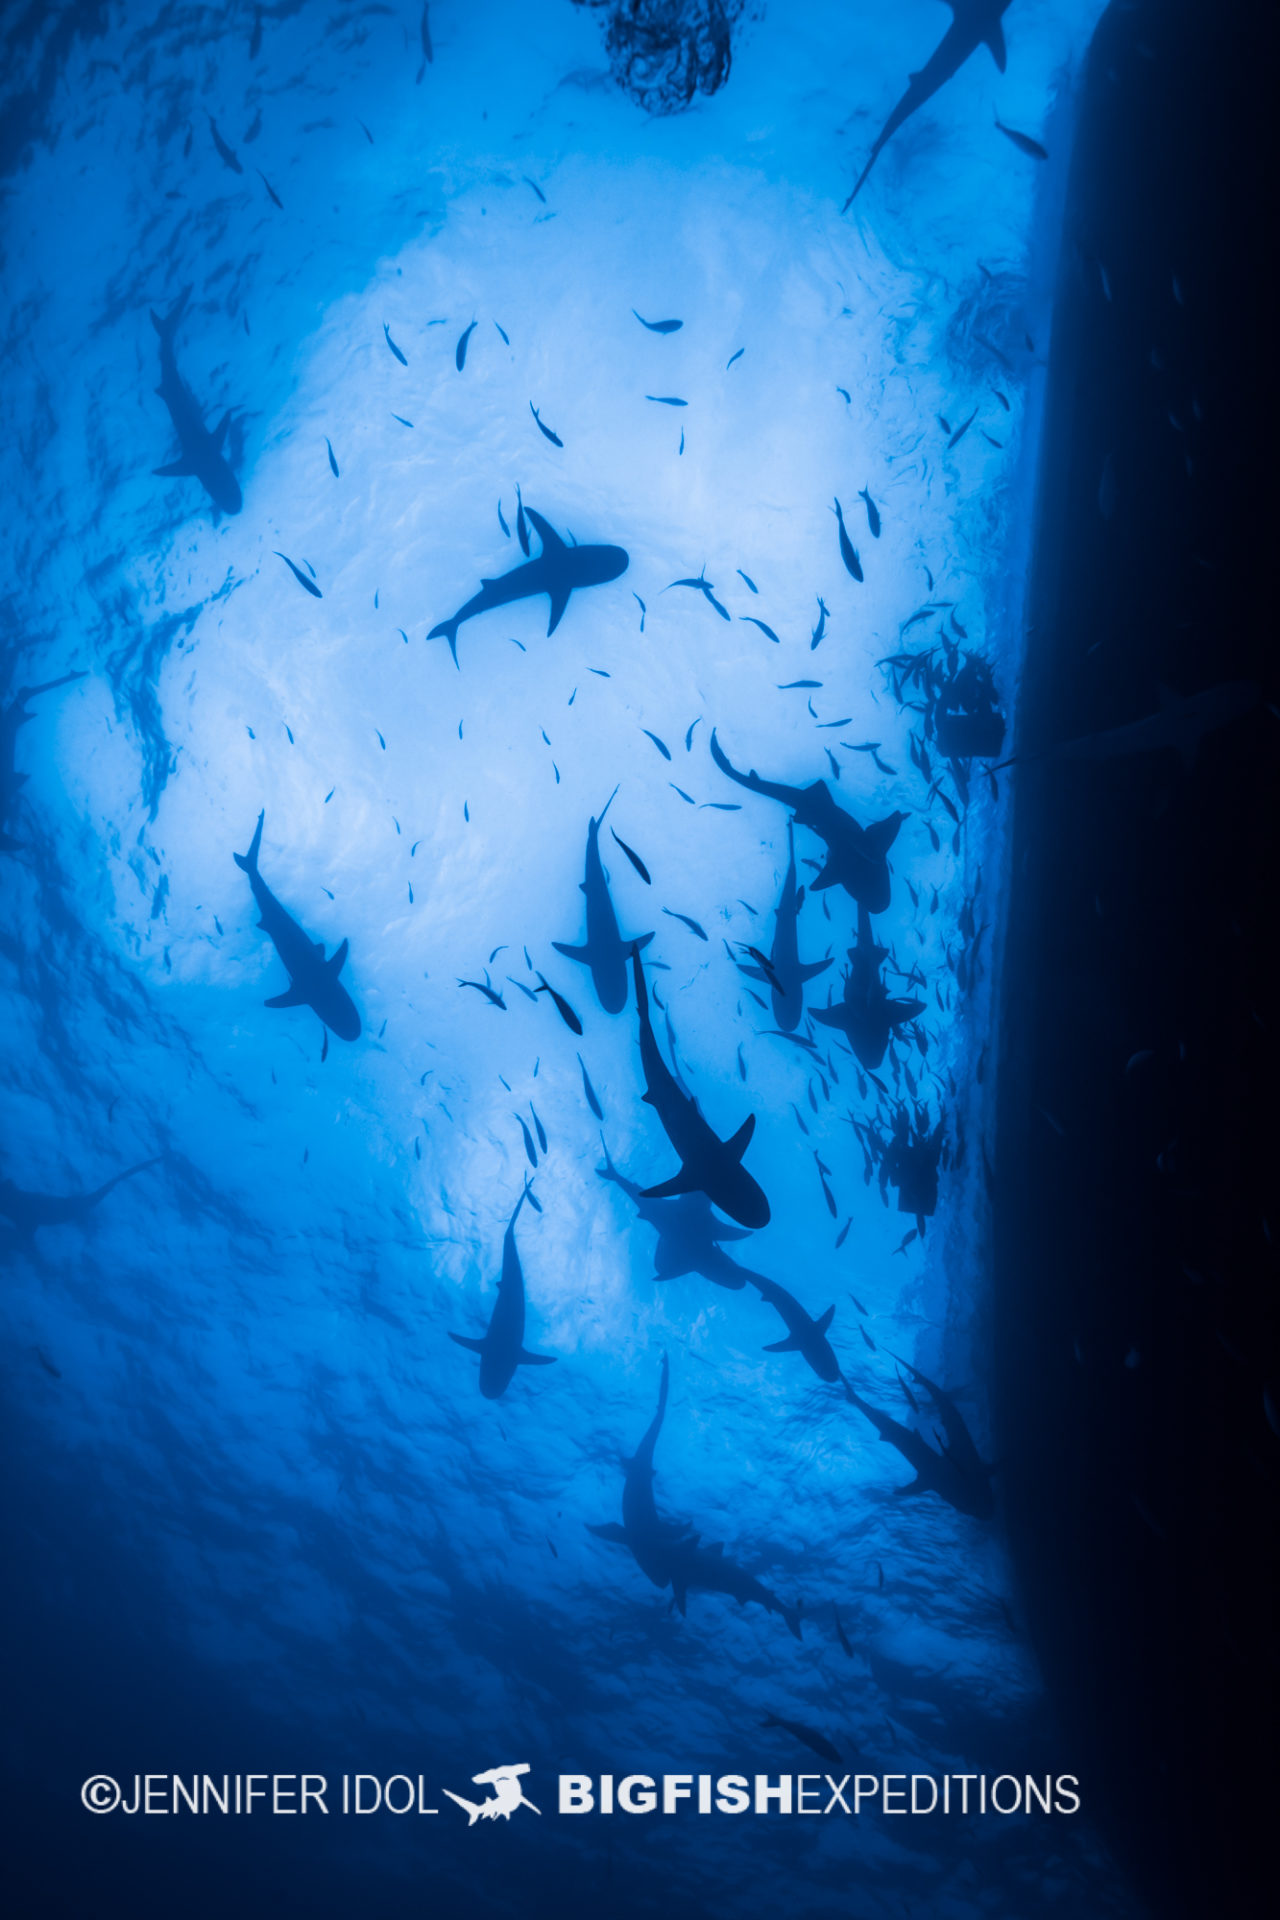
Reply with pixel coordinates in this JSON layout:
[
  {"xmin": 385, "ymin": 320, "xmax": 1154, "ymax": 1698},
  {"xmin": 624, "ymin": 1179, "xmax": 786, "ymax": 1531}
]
[
  {"xmin": 586, "ymin": 1522, "xmax": 630, "ymax": 1543},
  {"xmin": 815, "ymin": 1305, "xmax": 835, "ymax": 1335},
  {"xmin": 448, "ymin": 1332, "xmax": 486, "ymax": 1353},
  {"xmin": 213, "ymin": 410, "xmax": 231, "ymax": 450},
  {"xmin": 327, "ymin": 938, "xmax": 349, "ymax": 975},
  {"xmin": 153, "ymin": 460, "xmax": 193, "ymax": 477},
  {"xmin": 725, "ymin": 1114, "xmax": 756, "ymax": 1160},
  {"xmin": 552, "ymin": 941, "xmax": 590, "ymax": 962},
  {"xmin": 810, "ymin": 1007, "xmax": 841, "ymax": 1029},
  {"xmin": 810, "ymin": 862, "xmax": 838, "ymax": 890},
  {"xmin": 631, "ymin": 931, "xmax": 655, "ymax": 952},
  {"xmin": 641, "ymin": 1170, "xmax": 699, "ymax": 1201},
  {"xmin": 985, "ymin": 23, "xmax": 1008, "ymax": 71},
  {"xmin": 518, "ymin": 1348, "xmax": 557, "ymax": 1366},
  {"xmin": 864, "ymin": 811, "xmax": 904, "ymax": 853},
  {"xmin": 763, "ymin": 1336, "xmax": 801, "ymax": 1353},
  {"xmin": 264, "ymin": 987, "xmax": 309, "ymax": 1009},
  {"xmin": 798, "ymin": 957, "xmax": 834, "ymax": 981},
  {"xmin": 546, "ymin": 587, "xmax": 571, "ymax": 635}
]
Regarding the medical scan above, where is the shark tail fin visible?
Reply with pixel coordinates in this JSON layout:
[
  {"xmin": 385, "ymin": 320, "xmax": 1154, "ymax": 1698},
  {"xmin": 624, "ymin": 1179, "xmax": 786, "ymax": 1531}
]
[
  {"xmin": 234, "ymin": 811, "xmax": 264, "ymax": 874},
  {"xmin": 264, "ymin": 987, "xmax": 309, "ymax": 1009},
  {"xmin": 763, "ymin": 1335, "xmax": 802, "ymax": 1353},
  {"xmin": 815, "ymin": 1305, "xmax": 835, "ymax": 1335},
  {"xmin": 448, "ymin": 1332, "xmax": 486, "ymax": 1354},
  {"xmin": 640, "ymin": 1169, "xmax": 699, "ymax": 1202},
  {"xmin": 327, "ymin": 939, "xmax": 349, "ymax": 976},
  {"xmin": 426, "ymin": 619, "xmax": 461, "ymax": 668},
  {"xmin": 518, "ymin": 1348, "xmax": 557, "ymax": 1367},
  {"xmin": 442, "ymin": 1790, "xmax": 483, "ymax": 1826},
  {"xmin": 985, "ymin": 22, "xmax": 1008, "ymax": 71},
  {"xmin": 725, "ymin": 1113, "xmax": 756, "ymax": 1161}
]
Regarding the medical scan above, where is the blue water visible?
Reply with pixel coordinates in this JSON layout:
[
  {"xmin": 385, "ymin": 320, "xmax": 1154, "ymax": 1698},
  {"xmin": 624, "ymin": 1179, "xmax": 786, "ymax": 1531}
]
[{"xmin": 3, "ymin": 3, "xmax": 1144, "ymax": 1915}]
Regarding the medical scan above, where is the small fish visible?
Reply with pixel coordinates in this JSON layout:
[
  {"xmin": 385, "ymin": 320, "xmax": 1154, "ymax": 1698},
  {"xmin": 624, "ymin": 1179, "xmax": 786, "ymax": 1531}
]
[
  {"xmin": 859, "ymin": 487, "xmax": 881, "ymax": 538},
  {"xmin": 459, "ymin": 975, "xmax": 506, "ymax": 1009},
  {"xmin": 633, "ymin": 311, "xmax": 682, "ymax": 333},
  {"xmin": 530, "ymin": 403, "xmax": 564, "ymax": 446},
  {"xmin": 515, "ymin": 483, "xmax": 530, "ymax": 555},
  {"xmin": 383, "ymin": 322, "xmax": 408, "ymax": 365},
  {"xmin": 836, "ymin": 386, "xmax": 851, "ymax": 404},
  {"xmin": 275, "ymin": 552, "xmax": 322, "ymax": 598},
  {"xmin": 995, "ymin": 118, "xmax": 1048, "ymax": 162},
  {"xmin": 737, "ymin": 1043, "xmax": 747, "ymax": 1081},
  {"xmin": 740, "ymin": 616, "xmax": 780, "ymax": 643},
  {"xmin": 663, "ymin": 908, "xmax": 707, "ymax": 941},
  {"xmin": 523, "ymin": 176, "xmax": 547, "ymax": 203},
  {"xmin": 646, "ymin": 395, "xmax": 687, "ymax": 407},
  {"xmin": 948, "ymin": 408, "xmax": 978, "ymax": 448},
  {"xmin": 634, "ymin": 593, "xmax": 646, "ymax": 631},
  {"xmin": 497, "ymin": 500, "xmax": 510, "ymax": 537},
  {"xmin": 358, "ymin": 119, "xmax": 374, "ymax": 145},
  {"xmin": 700, "ymin": 802, "xmax": 740, "ymax": 811},
  {"xmin": 892, "ymin": 1230, "xmax": 917, "ymax": 1256},
  {"xmin": 35, "ymin": 1346, "xmax": 62, "ymax": 1380},
  {"xmin": 578, "ymin": 1055, "xmax": 603, "ymax": 1119},
  {"xmin": 456, "ymin": 320, "xmax": 477, "ymax": 370},
  {"xmin": 507, "ymin": 977, "xmax": 538, "ymax": 1003},
  {"xmin": 515, "ymin": 1113, "xmax": 539, "ymax": 1167},
  {"xmin": 669, "ymin": 785, "xmax": 696, "ymax": 805},
  {"xmin": 726, "ymin": 348, "xmax": 744, "ymax": 368},
  {"xmin": 737, "ymin": 570, "xmax": 758, "ymax": 593},
  {"xmin": 534, "ymin": 975, "xmax": 582, "ymax": 1034},
  {"xmin": 249, "ymin": 8, "xmax": 263, "ymax": 57},
  {"xmin": 495, "ymin": 323, "xmax": 510, "ymax": 344},
  {"xmin": 416, "ymin": 1, "xmax": 433, "ymax": 78},
  {"xmin": 833, "ymin": 1606, "xmax": 853, "ymax": 1658},
  {"xmin": 547, "ymin": 1538, "xmax": 559, "ymax": 1559},
  {"xmin": 325, "ymin": 437, "xmax": 339, "ymax": 477},
  {"xmin": 833, "ymin": 498, "xmax": 863, "ymax": 581},
  {"xmin": 611, "ymin": 829, "xmax": 651, "ymax": 884},
  {"xmin": 678, "ymin": 429, "xmax": 684, "ymax": 456},
  {"xmin": 257, "ymin": 169, "xmax": 283, "ymax": 209},
  {"xmin": 835, "ymin": 1217, "xmax": 852, "ymax": 1249},
  {"xmin": 208, "ymin": 115, "xmax": 243, "ymax": 173},
  {"xmin": 860, "ymin": 1324, "xmax": 876, "ymax": 1351},
  {"xmin": 642, "ymin": 729, "xmax": 672, "ymax": 761},
  {"xmin": 810, "ymin": 597, "xmax": 829, "ymax": 650},
  {"xmin": 530, "ymin": 1103, "xmax": 548, "ymax": 1153}
]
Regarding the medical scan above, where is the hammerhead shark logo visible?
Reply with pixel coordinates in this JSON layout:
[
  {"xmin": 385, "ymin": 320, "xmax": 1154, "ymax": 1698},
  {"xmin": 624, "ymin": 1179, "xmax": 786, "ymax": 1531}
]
[{"xmin": 443, "ymin": 1763, "xmax": 541, "ymax": 1826}]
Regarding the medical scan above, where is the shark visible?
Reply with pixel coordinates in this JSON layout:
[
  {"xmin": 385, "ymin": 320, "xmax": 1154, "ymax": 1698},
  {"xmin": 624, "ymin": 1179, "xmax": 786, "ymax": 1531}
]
[
  {"xmin": 443, "ymin": 1764, "xmax": 540, "ymax": 1825},
  {"xmin": 1, "ymin": 671, "xmax": 86, "ymax": 854},
  {"xmin": 448, "ymin": 1183, "xmax": 556, "ymax": 1400},
  {"xmin": 845, "ymin": 1354, "xmax": 994, "ymax": 1519},
  {"xmin": 0, "ymin": 1156, "xmax": 163, "ymax": 1240},
  {"xmin": 553, "ymin": 791, "xmax": 653, "ymax": 1013},
  {"xmin": 737, "ymin": 822, "xmax": 831, "ymax": 1032},
  {"xmin": 587, "ymin": 1354, "xmax": 802, "ymax": 1637},
  {"xmin": 150, "ymin": 288, "xmax": 242, "ymax": 514},
  {"xmin": 427, "ymin": 509, "xmax": 628, "ymax": 665},
  {"xmin": 812, "ymin": 904, "xmax": 925, "ymax": 1069},
  {"xmin": 596, "ymin": 1139, "xmax": 768, "ymax": 1291},
  {"xmin": 710, "ymin": 730, "xmax": 905, "ymax": 912},
  {"xmin": 844, "ymin": 0, "xmax": 1015, "ymax": 205},
  {"xmin": 233, "ymin": 812, "xmax": 360, "ymax": 1040},
  {"xmin": 751, "ymin": 1275, "xmax": 841, "ymax": 1384},
  {"xmin": 999, "ymin": 680, "xmax": 1260, "ymax": 773},
  {"xmin": 629, "ymin": 944, "xmax": 770, "ymax": 1229}
]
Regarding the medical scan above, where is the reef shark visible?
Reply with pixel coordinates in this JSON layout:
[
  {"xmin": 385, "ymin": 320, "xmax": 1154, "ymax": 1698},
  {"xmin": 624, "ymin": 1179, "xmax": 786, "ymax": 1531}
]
[
  {"xmin": 1, "ymin": 671, "xmax": 86, "ymax": 854},
  {"xmin": 737, "ymin": 822, "xmax": 831, "ymax": 1032},
  {"xmin": 233, "ymin": 812, "xmax": 360, "ymax": 1040},
  {"xmin": 448, "ymin": 1183, "xmax": 556, "ymax": 1400},
  {"xmin": 844, "ymin": 0, "xmax": 1015, "ymax": 205},
  {"xmin": 587, "ymin": 1354, "xmax": 802, "ymax": 1637},
  {"xmin": 0, "ymin": 1156, "xmax": 162, "ymax": 1240},
  {"xmin": 427, "ymin": 509, "xmax": 628, "ymax": 665},
  {"xmin": 812, "ymin": 904, "xmax": 925, "ymax": 1069},
  {"xmin": 845, "ymin": 1353, "xmax": 994, "ymax": 1518},
  {"xmin": 710, "ymin": 730, "xmax": 905, "ymax": 913},
  {"xmin": 751, "ymin": 1276, "xmax": 841, "ymax": 1384},
  {"xmin": 150, "ymin": 288, "xmax": 242, "ymax": 514},
  {"xmin": 629, "ymin": 944, "xmax": 770, "ymax": 1229},
  {"xmin": 553, "ymin": 791, "xmax": 653, "ymax": 1013},
  {"xmin": 597, "ymin": 1139, "xmax": 767, "ymax": 1291}
]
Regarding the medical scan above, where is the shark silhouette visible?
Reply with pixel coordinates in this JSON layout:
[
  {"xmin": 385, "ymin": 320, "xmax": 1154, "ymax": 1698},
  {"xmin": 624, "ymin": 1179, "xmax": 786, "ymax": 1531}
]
[
  {"xmin": 846, "ymin": 1353, "xmax": 994, "ymax": 1519},
  {"xmin": 596, "ymin": 1138, "xmax": 766, "ymax": 1291},
  {"xmin": 751, "ymin": 1276, "xmax": 841, "ymax": 1384},
  {"xmin": 629, "ymin": 945, "xmax": 769, "ymax": 1229},
  {"xmin": 587, "ymin": 1354, "xmax": 802, "ymax": 1637},
  {"xmin": 737, "ymin": 823, "xmax": 831, "ymax": 1032},
  {"xmin": 427, "ymin": 509, "xmax": 628, "ymax": 665},
  {"xmin": 710, "ymin": 730, "xmax": 904, "ymax": 912},
  {"xmin": 1, "ymin": 671, "xmax": 86, "ymax": 855},
  {"xmin": 845, "ymin": 0, "xmax": 1015, "ymax": 205},
  {"xmin": 233, "ymin": 812, "xmax": 360, "ymax": 1040},
  {"xmin": 0, "ymin": 1156, "xmax": 163, "ymax": 1240},
  {"xmin": 448, "ymin": 1183, "xmax": 556, "ymax": 1399},
  {"xmin": 443, "ymin": 1763, "xmax": 540, "ymax": 1824},
  {"xmin": 150, "ymin": 288, "xmax": 242, "ymax": 514},
  {"xmin": 812, "ymin": 904, "xmax": 925, "ymax": 1069},
  {"xmin": 553, "ymin": 791, "xmax": 653, "ymax": 1013}
]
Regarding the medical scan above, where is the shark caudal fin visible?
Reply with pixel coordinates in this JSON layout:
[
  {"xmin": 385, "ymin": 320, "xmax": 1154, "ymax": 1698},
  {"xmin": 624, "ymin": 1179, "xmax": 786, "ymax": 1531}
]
[
  {"xmin": 442, "ymin": 1790, "xmax": 483, "ymax": 1826},
  {"xmin": 233, "ymin": 811, "xmax": 265, "ymax": 873},
  {"xmin": 448, "ymin": 1332, "xmax": 486, "ymax": 1354},
  {"xmin": 426, "ymin": 619, "xmax": 462, "ymax": 669},
  {"xmin": 149, "ymin": 285, "xmax": 192, "ymax": 343}
]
